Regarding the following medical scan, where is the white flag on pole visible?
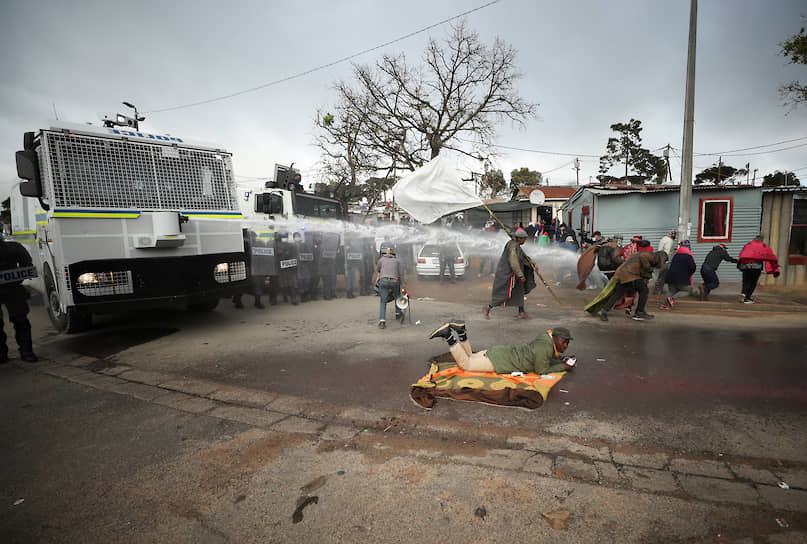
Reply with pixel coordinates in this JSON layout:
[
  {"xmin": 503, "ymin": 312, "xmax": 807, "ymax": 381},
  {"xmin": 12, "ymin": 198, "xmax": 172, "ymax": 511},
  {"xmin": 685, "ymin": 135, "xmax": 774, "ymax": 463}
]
[{"xmin": 392, "ymin": 156, "xmax": 483, "ymax": 224}]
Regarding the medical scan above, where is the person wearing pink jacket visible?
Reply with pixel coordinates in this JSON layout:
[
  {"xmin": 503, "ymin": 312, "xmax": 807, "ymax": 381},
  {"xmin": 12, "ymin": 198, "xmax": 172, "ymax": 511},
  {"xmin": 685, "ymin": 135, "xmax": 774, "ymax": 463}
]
[{"xmin": 737, "ymin": 236, "xmax": 780, "ymax": 304}]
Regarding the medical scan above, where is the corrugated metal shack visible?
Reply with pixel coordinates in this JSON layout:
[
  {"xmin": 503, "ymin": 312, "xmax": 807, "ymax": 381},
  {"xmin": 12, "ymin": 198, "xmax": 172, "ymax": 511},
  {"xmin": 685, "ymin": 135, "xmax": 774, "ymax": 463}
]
[
  {"xmin": 561, "ymin": 184, "xmax": 763, "ymax": 283},
  {"xmin": 760, "ymin": 187, "xmax": 807, "ymax": 288}
]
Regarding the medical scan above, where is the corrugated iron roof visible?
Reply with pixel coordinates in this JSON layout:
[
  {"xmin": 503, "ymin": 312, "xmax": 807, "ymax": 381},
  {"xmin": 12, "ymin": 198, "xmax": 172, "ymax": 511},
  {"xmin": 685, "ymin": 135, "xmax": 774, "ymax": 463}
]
[
  {"xmin": 519, "ymin": 186, "xmax": 577, "ymax": 199},
  {"xmin": 584, "ymin": 184, "xmax": 760, "ymax": 196}
]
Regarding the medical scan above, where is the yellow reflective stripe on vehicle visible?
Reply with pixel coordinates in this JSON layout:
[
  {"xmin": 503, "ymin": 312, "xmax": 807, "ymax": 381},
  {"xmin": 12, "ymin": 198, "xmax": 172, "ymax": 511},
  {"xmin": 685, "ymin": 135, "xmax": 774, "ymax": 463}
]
[
  {"xmin": 181, "ymin": 212, "xmax": 243, "ymax": 219},
  {"xmin": 12, "ymin": 230, "xmax": 36, "ymax": 235},
  {"xmin": 52, "ymin": 209, "xmax": 141, "ymax": 218}
]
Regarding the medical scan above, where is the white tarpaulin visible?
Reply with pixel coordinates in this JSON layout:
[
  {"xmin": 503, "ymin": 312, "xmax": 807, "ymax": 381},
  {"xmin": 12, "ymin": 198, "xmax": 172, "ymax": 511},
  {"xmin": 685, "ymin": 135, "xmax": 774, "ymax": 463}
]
[{"xmin": 392, "ymin": 156, "xmax": 483, "ymax": 224}]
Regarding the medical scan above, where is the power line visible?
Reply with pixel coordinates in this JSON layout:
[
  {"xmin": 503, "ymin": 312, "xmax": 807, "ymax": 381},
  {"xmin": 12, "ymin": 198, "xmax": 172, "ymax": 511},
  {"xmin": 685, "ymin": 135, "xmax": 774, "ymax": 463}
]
[
  {"xmin": 691, "ymin": 135, "xmax": 807, "ymax": 156},
  {"xmin": 488, "ymin": 142, "xmax": 601, "ymax": 158},
  {"xmin": 144, "ymin": 0, "xmax": 501, "ymax": 114}
]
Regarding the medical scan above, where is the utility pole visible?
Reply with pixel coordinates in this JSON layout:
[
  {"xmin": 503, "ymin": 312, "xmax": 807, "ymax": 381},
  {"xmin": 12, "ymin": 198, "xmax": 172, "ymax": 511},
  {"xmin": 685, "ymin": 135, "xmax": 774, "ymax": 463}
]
[
  {"xmin": 717, "ymin": 156, "xmax": 723, "ymax": 184},
  {"xmin": 678, "ymin": 0, "xmax": 697, "ymax": 242},
  {"xmin": 752, "ymin": 168, "xmax": 758, "ymax": 185},
  {"xmin": 574, "ymin": 158, "xmax": 580, "ymax": 186},
  {"xmin": 624, "ymin": 140, "xmax": 629, "ymax": 183}
]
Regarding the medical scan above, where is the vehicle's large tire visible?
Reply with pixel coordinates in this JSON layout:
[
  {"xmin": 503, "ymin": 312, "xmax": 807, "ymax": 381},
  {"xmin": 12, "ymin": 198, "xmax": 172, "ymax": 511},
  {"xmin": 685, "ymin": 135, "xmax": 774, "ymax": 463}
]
[
  {"xmin": 187, "ymin": 296, "xmax": 219, "ymax": 312},
  {"xmin": 44, "ymin": 268, "xmax": 92, "ymax": 333}
]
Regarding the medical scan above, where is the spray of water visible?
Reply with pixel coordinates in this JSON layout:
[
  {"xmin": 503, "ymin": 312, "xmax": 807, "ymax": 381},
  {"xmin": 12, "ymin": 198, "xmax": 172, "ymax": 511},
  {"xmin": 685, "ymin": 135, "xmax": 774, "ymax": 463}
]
[{"xmin": 242, "ymin": 216, "xmax": 604, "ymax": 288}]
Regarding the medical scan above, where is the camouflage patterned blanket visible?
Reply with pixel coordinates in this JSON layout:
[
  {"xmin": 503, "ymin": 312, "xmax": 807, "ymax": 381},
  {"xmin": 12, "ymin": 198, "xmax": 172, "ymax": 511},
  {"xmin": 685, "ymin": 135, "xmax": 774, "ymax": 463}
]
[{"xmin": 410, "ymin": 353, "xmax": 566, "ymax": 410}]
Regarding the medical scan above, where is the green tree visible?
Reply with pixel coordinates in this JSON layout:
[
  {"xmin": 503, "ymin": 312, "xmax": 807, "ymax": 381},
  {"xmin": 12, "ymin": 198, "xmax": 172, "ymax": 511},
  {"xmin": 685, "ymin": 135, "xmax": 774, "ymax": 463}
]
[
  {"xmin": 481, "ymin": 168, "xmax": 506, "ymax": 198},
  {"xmin": 510, "ymin": 167, "xmax": 542, "ymax": 187},
  {"xmin": 779, "ymin": 20, "xmax": 807, "ymax": 108},
  {"xmin": 694, "ymin": 162, "xmax": 748, "ymax": 185},
  {"xmin": 316, "ymin": 20, "xmax": 536, "ymax": 176},
  {"xmin": 762, "ymin": 171, "xmax": 801, "ymax": 187},
  {"xmin": 598, "ymin": 119, "xmax": 667, "ymax": 184}
]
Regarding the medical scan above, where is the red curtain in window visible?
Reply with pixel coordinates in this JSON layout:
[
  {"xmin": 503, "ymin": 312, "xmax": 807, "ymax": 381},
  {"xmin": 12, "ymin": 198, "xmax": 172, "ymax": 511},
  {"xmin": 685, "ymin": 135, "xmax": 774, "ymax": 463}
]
[{"xmin": 712, "ymin": 202, "xmax": 727, "ymax": 236}]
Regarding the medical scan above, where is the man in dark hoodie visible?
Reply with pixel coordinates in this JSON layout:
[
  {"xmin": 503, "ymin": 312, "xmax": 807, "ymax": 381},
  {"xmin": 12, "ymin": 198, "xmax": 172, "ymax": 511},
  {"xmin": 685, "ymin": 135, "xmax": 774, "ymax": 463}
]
[
  {"xmin": 661, "ymin": 240, "xmax": 696, "ymax": 309},
  {"xmin": 698, "ymin": 243, "xmax": 737, "ymax": 300}
]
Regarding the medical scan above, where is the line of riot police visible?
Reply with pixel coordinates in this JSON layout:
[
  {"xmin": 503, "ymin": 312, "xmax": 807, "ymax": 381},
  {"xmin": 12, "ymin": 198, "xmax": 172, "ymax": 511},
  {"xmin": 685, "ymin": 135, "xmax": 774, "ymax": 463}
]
[{"xmin": 232, "ymin": 226, "xmax": 383, "ymax": 308}]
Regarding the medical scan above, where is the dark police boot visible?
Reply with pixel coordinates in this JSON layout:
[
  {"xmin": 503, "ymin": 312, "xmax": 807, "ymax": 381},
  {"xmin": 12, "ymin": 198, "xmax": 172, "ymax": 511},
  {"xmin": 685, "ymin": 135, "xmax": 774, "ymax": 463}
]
[
  {"xmin": 254, "ymin": 298, "xmax": 265, "ymax": 309},
  {"xmin": 20, "ymin": 351, "xmax": 38, "ymax": 363}
]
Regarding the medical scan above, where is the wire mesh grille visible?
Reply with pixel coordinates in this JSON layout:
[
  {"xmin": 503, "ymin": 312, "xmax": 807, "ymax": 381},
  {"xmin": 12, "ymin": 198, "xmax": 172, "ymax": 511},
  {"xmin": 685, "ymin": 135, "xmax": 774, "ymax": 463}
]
[
  {"xmin": 215, "ymin": 261, "xmax": 246, "ymax": 283},
  {"xmin": 75, "ymin": 271, "xmax": 134, "ymax": 296},
  {"xmin": 43, "ymin": 131, "xmax": 237, "ymax": 210}
]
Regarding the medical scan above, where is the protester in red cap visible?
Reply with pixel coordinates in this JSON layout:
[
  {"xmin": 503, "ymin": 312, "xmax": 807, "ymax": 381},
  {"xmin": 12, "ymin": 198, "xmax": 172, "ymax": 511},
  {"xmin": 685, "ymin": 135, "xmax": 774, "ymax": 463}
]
[
  {"xmin": 737, "ymin": 236, "xmax": 780, "ymax": 304},
  {"xmin": 484, "ymin": 228, "xmax": 537, "ymax": 319},
  {"xmin": 620, "ymin": 235, "xmax": 642, "ymax": 261},
  {"xmin": 698, "ymin": 243, "xmax": 737, "ymax": 300}
]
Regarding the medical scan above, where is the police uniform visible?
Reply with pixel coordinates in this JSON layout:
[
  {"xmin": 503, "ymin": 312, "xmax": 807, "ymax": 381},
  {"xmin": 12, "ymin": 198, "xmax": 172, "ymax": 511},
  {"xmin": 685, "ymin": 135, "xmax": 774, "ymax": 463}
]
[
  {"xmin": 344, "ymin": 233, "xmax": 364, "ymax": 299},
  {"xmin": 296, "ymin": 233, "xmax": 315, "ymax": 302},
  {"xmin": 277, "ymin": 236, "xmax": 299, "ymax": 305},
  {"xmin": 0, "ymin": 237, "xmax": 37, "ymax": 362},
  {"xmin": 319, "ymin": 232, "xmax": 340, "ymax": 300}
]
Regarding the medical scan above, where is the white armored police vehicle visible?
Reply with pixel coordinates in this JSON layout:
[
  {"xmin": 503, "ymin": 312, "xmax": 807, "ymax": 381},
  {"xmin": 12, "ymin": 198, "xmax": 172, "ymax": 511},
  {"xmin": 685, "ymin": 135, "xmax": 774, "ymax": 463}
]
[{"xmin": 11, "ymin": 119, "xmax": 248, "ymax": 332}]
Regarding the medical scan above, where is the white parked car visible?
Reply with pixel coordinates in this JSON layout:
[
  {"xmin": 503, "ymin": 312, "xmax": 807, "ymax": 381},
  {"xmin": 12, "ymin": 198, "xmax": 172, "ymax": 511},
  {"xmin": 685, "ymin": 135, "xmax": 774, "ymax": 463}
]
[{"xmin": 416, "ymin": 243, "xmax": 466, "ymax": 279}]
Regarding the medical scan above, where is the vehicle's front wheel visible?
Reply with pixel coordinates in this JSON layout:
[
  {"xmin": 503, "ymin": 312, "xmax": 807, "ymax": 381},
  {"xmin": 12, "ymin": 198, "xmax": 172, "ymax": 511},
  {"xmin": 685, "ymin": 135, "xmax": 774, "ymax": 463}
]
[{"xmin": 44, "ymin": 268, "xmax": 91, "ymax": 333}]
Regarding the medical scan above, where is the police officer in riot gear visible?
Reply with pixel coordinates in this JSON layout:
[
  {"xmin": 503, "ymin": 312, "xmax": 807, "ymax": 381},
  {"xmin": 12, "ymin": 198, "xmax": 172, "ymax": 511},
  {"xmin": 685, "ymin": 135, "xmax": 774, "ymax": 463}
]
[
  {"xmin": 295, "ymin": 232, "xmax": 314, "ymax": 302},
  {"xmin": 0, "ymin": 233, "xmax": 38, "ymax": 363},
  {"xmin": 344, "ymin": 231, "xmax": 364, "ymax": 299},
  {"xmin": 319, "ymin": 232, "xmax": 340, "ymax": 300},
  {"xmin": 277, "ymin": 233, "xmax": 299, "ymax": 305}
]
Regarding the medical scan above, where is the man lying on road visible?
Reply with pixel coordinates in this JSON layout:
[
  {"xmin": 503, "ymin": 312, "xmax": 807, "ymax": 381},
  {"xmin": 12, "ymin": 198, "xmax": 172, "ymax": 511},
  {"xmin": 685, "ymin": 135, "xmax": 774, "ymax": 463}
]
[{"xmin": 428, "ymin": 322, "xmax": 576, "ymax": 374}]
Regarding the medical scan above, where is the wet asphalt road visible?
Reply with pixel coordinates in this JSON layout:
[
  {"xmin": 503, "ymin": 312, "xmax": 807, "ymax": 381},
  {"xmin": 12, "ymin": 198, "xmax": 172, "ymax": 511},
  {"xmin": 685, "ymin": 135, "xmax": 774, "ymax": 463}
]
[{"xmin": 32, "ymin": 274, "xmax": 807, "ymax": 461}]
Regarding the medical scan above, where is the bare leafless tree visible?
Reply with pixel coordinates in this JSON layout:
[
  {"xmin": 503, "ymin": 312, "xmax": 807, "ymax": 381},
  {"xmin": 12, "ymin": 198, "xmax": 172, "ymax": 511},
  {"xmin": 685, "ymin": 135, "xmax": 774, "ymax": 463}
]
[{"xmin": 315, "ymin": 19, "xmax": 536, "ymax": 189}]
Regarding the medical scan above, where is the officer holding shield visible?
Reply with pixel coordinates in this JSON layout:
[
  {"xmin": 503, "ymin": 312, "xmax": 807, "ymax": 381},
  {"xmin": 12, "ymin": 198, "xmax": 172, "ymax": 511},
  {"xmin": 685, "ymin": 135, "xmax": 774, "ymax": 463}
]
[{"xmin": 0, "ymin": 233, "xmax": 38, "ymax": 363}]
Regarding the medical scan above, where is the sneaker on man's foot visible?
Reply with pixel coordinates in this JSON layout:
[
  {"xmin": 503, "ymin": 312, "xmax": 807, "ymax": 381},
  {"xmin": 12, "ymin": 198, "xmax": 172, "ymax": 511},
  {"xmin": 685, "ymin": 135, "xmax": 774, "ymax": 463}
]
[
  {"xmin": 516, "ymin": 312, "xmax": 532, "ymax": 319},
  {"xmin": 659, "ymin": 303, "xmax": 671, "ymax": 310},
  {"xmin": 697, "ymin": 284, "xmax": 705, "ymax": 301},
  {"xmin": 20, "ymin": 352, "xmax": 38, "ymax": 363},
  {"xmin": 429, "ymin": 322, "xmax": 453, "ymax": 340},
  {"xmin": 599, "ymin": 309, "xmax": 608, "ymax": 322},
  {"xmin": 743, "ymin": 298, "xmax": 755, "ymax": 304},
  {"xmin": 632, "ymin": 311, "xmax": 655, "ymax": 321},
  {"xmin": 667, "ymin": 297, "xmax": 675, "ymax": 308},
  {"xmin": 482, "ymin": 305, "xmax": 490, "ymax": 319},
  {"xmin": 448, "ymin": 322, "xmax": 466, "ymax": 335},
  {"xmin": 378, "ymin": 320, "xmax": 386, "ymax": 329}
]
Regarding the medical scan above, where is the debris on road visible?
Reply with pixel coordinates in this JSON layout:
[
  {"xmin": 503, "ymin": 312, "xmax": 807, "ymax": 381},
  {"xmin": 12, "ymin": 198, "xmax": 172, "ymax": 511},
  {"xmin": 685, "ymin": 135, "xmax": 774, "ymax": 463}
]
[
  {"xmin": 542, "ymin": 509, "xmax": 570, "ymax": 530},
  {"xmin": 474, "ymin": 506, "xmax": 487, "ymax": 520},
  {"xmin": 778, "ymin": 481, "xmax": 790, "ymax": 489},
  {"xmin": 292, "ymin": 495, "xmax": 319, "ymax": 524},
  {"xmin": 13, "ymin": 498, "xmax": 24, "ymax": 506},
  {"xmin": 775, "ymin": 518, "xmax": 789, "ymax": 528}
]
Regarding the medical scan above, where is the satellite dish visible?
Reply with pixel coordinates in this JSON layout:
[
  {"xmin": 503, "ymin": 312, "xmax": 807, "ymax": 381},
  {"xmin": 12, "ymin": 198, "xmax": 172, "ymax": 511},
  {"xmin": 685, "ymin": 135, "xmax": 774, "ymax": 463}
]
[{"xmin": 529, "ymin": 190, "xmax": 546, "ymax": 205}]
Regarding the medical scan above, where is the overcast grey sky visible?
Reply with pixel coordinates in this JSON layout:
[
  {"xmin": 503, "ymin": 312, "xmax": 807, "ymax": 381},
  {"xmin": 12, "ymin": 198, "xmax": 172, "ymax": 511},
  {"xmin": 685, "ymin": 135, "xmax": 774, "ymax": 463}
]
[{"xmin": 1, "ymin": 0, "xmax": 805, "ymax": 201}]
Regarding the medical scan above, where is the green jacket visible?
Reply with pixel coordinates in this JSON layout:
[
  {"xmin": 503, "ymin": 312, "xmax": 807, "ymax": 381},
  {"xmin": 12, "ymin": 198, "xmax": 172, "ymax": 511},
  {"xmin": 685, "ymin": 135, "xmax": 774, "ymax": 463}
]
[{"xmin": 486, "ymin": 331, "xmax": 566, "ymax": 374}]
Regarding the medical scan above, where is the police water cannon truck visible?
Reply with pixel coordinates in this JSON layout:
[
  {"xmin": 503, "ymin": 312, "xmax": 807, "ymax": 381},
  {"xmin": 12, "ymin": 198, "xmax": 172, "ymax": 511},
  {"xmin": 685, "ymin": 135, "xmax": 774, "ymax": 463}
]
[
  {"xmin": 236, "ymin": 164, "xmax": 346, "ymax": 280},
  {"xmin": 11, "ymin": 118, "xmax": 248, "ymax": 333}
]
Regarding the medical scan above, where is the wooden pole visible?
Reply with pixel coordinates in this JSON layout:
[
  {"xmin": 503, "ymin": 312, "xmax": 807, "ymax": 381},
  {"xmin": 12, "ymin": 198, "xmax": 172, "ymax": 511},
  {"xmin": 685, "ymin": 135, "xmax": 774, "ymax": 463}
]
[{"xmin": 482, "ymin": 203, "xmax": 563, "ymax": 307}]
